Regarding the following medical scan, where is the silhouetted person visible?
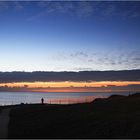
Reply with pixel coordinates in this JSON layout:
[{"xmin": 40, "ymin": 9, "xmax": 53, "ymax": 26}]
[{"xmin": 41, "ymin": 98, "xmax": 44, "ymax": 105}]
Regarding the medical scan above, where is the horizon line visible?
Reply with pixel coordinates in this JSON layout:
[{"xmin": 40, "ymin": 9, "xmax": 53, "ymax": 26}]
[{"xmin": 0, "ymin": 69, "xmax": 140, "ymax": 73}]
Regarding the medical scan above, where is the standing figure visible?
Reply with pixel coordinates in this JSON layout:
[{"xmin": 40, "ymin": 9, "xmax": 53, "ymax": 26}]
[{"xmin": 41, "ymin": 98, "xmax": 44, "ymax": 105}]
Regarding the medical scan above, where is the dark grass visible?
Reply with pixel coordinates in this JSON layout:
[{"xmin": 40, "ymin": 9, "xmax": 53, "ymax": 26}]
[
  {"xmin": 8, "ymin": 93, "xmax": 140, "ymax": 138},
  {"xmin": 0, "ymin": 105, "xmax": 12, "ymax": 114},
  {"xmin": 0, "ymin": 107, "xmax": 3, "ymax": 114}
]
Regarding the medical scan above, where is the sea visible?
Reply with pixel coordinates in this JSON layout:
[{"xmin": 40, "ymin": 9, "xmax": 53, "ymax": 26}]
[{"xmin": 0, "ymin": 92, "xmax": 132, "ymax": 106}]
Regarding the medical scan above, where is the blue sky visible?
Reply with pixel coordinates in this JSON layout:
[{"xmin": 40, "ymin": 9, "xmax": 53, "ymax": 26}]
[{"xmin": 0, "ymin": 1, "xmax": 140, "ymax": 71}]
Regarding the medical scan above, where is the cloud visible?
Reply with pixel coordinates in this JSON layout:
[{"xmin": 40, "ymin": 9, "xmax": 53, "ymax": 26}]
[
  {"xmin": 0, "ymin": 1, "xmax": 9, "ymax": 10},
  {"xmin": 76, "ymin": 1, "xmax": 94, "ymax": 17},
  {"xmin": 1, "ymin": 1, "xmax": 140, "ymax": 21},
  {"xmin": 0, "ymin": 1, "xmax": 25, "ymax": 12},
  {"xmin": 100, "ymin": 2, "xmax": 117, "ymax": 17},
  {"xmin": 0, "ymin": 70, "xmax": 140, "ymax": 83},
  {"xmin": 32, "ymin": 1, "xmax": 95, "ymax": 19},
  {"xmin": 37, "ymin": 1, "xmax": 75, "ymax": 15},
  {"xmin": 46, "ymin": 48, "xmax": 140, "ymax": 71},
  {"xmin": 99, "ymin": 1, "xmax": 140, "ymax": 19},
  {"xmin": 13, "ymin": 1, "xmax": 24, "ymax": 10},
  {"xmin": 28, "ymin": 1, "xmax": 140, "ymax": 21},
  {"xmin": 88, "ymin": 59, "xmax": 94, "ymax": 63},
  {"xmin": 92, "ymin": 49, "xmax": 140, "ymax": 70},
  {"xmin": 70, "ymin": 51, "xmax": 88, "ymax": 58}
]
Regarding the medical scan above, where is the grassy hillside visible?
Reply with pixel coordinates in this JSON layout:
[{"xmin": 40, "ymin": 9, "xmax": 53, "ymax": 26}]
[{"xmin": 8, "ymin": 93, "xmax": 140, "ymax": 138}]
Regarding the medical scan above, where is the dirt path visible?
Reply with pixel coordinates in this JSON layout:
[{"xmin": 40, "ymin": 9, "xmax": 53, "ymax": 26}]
[{"xmin": 0, "ymin": 108, "xmax": 11, "ymax": 138}]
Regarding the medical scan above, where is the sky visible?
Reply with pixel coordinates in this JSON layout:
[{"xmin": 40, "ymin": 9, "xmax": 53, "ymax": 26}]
[
  {"xmin": 0, "ymin": 1, "xmax": 140, "ymax": 72},
  {"xmin": 0, "ymin": 1, "xmax": 140, "ymax": 92}
]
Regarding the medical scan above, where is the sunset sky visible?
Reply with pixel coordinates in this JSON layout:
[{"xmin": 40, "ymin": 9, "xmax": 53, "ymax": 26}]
[
  {"xmin": 0, "ymin": 1, "xmax": 140, "ymax": 92},
  {"xmin": 0, "ymin": 1, "xmax": 140, "ymax": 71}
]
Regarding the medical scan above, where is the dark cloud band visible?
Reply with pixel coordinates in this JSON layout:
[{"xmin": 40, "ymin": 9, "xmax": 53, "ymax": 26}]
[{"xmin": 0, "ymin": 70, "xmax": 140, "ymax": 83}]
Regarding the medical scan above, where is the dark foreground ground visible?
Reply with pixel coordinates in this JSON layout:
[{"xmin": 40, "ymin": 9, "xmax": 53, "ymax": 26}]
[{"xmin": 7, "ymin": 93, "xmax": 140, "ymax": 138}]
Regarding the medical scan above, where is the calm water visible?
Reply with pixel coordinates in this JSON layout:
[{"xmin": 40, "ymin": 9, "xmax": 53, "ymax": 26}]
[{"xmin": 0, "ymin": 92, "xmax": 131, "ymax": 105}]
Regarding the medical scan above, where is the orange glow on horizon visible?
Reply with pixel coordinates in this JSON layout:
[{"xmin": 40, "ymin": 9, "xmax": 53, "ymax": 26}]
[
  {"xmin": 0, "ymin": 81, "xmax": 140, "ymax": 88},
  {"xmin": 0, "ymin": 81, "xmax": 140, "ymax": 92}
]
